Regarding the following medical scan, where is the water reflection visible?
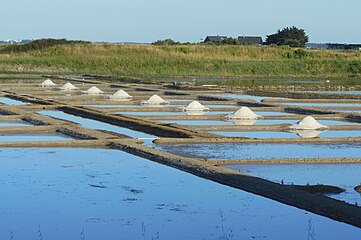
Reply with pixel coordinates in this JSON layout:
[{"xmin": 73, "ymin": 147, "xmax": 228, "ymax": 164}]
[
  {"xmin": 225, "ymin": 163, "xmax": 361, "ymax": 205},
  {"xmin": 156, "ymin": 143, "xmax": 361, "ymax": 160},
  {"xmin": 290, "ymin": 129, "xmax": 326, "ymax": 138},
  {"xmin": 0, "ymin": 148, "xmax": 360, "ymax": 239},
  {"xmin": 231, "ymin": 119, "xmax": 257, "ymax": 126}
]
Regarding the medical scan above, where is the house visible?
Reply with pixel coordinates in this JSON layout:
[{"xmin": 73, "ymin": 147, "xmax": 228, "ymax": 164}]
[
  {"xmin": 327, "ymin": 43, "xmax": 361, "ymax": 50},
  {"xmin": 204, "ymin": 36, "xmax": 227, "ymax": 44},
  {"xmin": 237, "ymin": 36, "xmax": 263, "ymax": 45}
]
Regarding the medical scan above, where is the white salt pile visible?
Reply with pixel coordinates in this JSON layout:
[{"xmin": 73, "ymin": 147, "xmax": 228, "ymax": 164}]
[
  {"xmin": 224, "ymin": 107, "xmax": 260, "ymax": 120},
  {"xmin": 59, "ymin": 82, "xmax": 79, "ymax": 91},
  {"xmin": 141, "ymin": 94, "xmax": 169, "ymax": 105},
  {"xmin": 179, "ymin": 101, "xmax": 209, "ymax": 111},
  {"xmin": 109, "ymin": 90, "xmax": 132, "ymax": 100},
  {"xmin": 289, "ymin": 116, "xmax": 328, "ymax": 130},
  {"xmin": 40, "ymin": 79, "xmax": 56, "ymax": 87},
  {"xmin": 82, "ymin": 86, "xmax": 103, "ymax": 95}
]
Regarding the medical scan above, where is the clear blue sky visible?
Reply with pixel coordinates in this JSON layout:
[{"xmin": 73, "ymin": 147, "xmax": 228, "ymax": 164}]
[{"xmin": 2, "ymin": 0, "xmax": 360, "ymax": 43}]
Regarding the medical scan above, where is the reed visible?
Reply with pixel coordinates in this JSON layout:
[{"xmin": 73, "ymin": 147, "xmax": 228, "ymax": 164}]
[{"xmin": 0, "ymin": 43, "xmax": 361, "ymax": 82}]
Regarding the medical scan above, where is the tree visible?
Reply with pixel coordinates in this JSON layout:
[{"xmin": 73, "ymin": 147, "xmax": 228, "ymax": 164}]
[
  {"xmin": 151, "ymin": 39, "xmax": 180, "ymax": 46},
  {"xmin": 266, "ymin": 26, "xmax": 309, "ymax": 48}
]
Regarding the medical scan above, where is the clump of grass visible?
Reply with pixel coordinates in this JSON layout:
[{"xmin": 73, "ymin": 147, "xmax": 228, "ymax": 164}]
[
  {"xmin": 0, "ymin": 44, "xmax": 361, "ymax": 82},
  {"xmin": 0, "ymin": 38, "xmax": 89, "ymax": 54}
]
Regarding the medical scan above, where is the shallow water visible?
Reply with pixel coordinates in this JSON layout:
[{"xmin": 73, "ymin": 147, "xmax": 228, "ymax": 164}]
[
  {"xmin": 213, "ymin": 130, "xmax": 361, "ymax": 138},
  {"xmin": 294, "ymin": 90, "xmax": 361, "ymax": 95},
  {"xmin": 156, "ymin": 143, "xmax": 361, "ymax": 160},
  {"xmin": 0, "ymin": 97, "xmax": 28, "ymax": 106},
  {"xmin": 160, "ymin": 119, "xmax": 294, "ymax": 126},
  {"xmin": 213, "ymin": 131, "xmax": 298, "ymax": 138},
  {"xmin": 254, "ymin": 111, "xmax": 293, "ymax": 116},
  {"xmin": 209, "ymin": 93, "xmax": 265, "ymax": 102},
  {"xmin": 327, "ymin": 109, "xmax": 361, "ymax": 113},
  {"xmin": 87, "ymin": 104, "xmax": 182, "ymax": 108},
  {"xmin": 160, "ymin": 119, "xmax": 356, "ymax": 126},
  {"xmin": 225, "ymin": 163, "xmax": 361, "ymax": 204},
  {"xmin": 282, "ymin": 102, "xmax": 361, "ymax": 107},
  {"xmin": 117, "ymin": 111, "xmax": 232, "ymax": 116},
  {"xmin": 0, "ymin": 148, "xmax": 360, "ymax": 239},
  {"xmin": 39, "ymin": 110, "xmax": 155, "ymax": 139},
  {"xmin": 0, "ymin": 120, "xmax": 32, "ymax": 127},
  {"xmin": 204, "ymin": 104, "xmax": 238, "ymax": 108},
  {"xmin": 0, "ymin": 132, "xmax": 73, "ymax": 142}
]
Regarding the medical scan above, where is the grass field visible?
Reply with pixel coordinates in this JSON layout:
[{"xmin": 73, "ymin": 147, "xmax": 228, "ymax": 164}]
[{"xmin": 0, "ymin": 43, "xmax": 361, "ymax": 84}]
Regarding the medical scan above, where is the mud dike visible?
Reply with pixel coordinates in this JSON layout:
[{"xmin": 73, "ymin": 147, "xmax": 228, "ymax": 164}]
[{"xmin": 1, "ymin": 76, "xmax": 361, "ymax": 228}]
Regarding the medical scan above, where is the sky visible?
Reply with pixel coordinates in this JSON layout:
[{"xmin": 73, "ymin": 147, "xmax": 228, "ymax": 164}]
[{"xmin": 1, "ymin": 0, "xmax": 361, "ymax": 43}]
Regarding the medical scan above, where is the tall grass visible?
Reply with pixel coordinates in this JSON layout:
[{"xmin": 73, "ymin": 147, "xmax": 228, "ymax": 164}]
[{"xmin": 0, "ymin": 43, "xmax": 361, "ymax": 81}]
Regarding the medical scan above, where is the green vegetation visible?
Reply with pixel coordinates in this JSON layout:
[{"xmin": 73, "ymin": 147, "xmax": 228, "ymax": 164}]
[
  {"xmin": 151, "ymin": 39, "xmax": 181, "ymax": 45},
  {"xmin": 0, "ymin": 39, "xmax": 90, "ymax": 54},
  {"xmin": 0, "ymin": 43, "xmax": 360, "ymax": 85},
  {"xmin": 266, "ymin": 26, "xmax": 309, "ymax": 48}
]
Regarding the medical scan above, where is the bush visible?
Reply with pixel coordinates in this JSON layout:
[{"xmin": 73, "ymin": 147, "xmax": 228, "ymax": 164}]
[
  {"xmin": 294, "ymin": 49, "xmax": 308, "ymax": 58},
  {"xmin": 0, "ymin": 38, "xmax": 90, "ymax": 54},
  {"xmin": 151, "ymin": 39, "xmax": 180, "ymax": 46}
]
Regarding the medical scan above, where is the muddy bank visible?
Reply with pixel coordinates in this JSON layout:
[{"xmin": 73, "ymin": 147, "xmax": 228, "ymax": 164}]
[
  {"xmin": 154, "ymin": 137, "xmax": 361, "ymax": 144},
  {"xmin": 213, "ymin": 158, "xmax": 361, "ymax": 165},
  {"xmin": 291, "ymin": 184, "xmax": 345, "ymax": 195},
  {"xmin": 0, "ymin": 139, "xmax": 107, "ymax": 148}
]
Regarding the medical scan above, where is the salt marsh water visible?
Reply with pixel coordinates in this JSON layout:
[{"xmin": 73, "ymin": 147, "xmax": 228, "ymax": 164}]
[
  {"xmin": 208, "ymin": 93, "xmax": 288, "ymax": 102},
  {"xmin": 282, "ymin": 102, "xmax": 361, "ymax": 107},
  {"xmin": 213, "ymin": 130, "xmax": 361, "ymax": 138},
  {"xmin": 295, "ymin": 90, "xmax": 361, "ymax": 95},
  {"xmin": 156, "ymin": 143, "xmax": 361, "ymax": 160},
  {"xmin": 226, "ymin": 163, "xmax": 361, "ymax": 204},
  {"xmin": 209, "ymin": 93, "xmax": 265, "ymax": 102},
  {"xmin": 0, "ymin": 148, "xmax": 360, "ymax": 239},
  {"xmin": 39, "ymin": 110, "xmax": 155, "ymax": 139},
  {"xmin": 117, "ymin": 111, "xmax": 231, "ymax": 116},
  {"xmin": 87, "ymin": 104, "xmax": 181, "ymax": 108},
  {"xmin": 254, "ymin": 111, "xmax": 293, "ymax": 116},
  {"xmin": 160, "ymin": 119, "xmax": 357, "ymax": 126},
  {"xmin": 0, "ymin": 120, "xmax": 32, "ymax": 127},
  {"xmin": 0, "ymin": 132, "xmax": 73, "ymax": 142},
  {"xmin": 0, "ymin": 97, "xmax": 28, "ymax": 106}
]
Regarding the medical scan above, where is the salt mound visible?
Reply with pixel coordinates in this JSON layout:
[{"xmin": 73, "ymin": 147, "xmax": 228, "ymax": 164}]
[
  {"xmin": 289, "ymin": 116, "xmax": 328, "ymax": 130},
  {"xmin": 82, "ymin": 86, "xmax": 103, "ymax": 95},
  {"xmin": 180, "ymin": 101, "xmax": 209, "ymax": 111},
  {"xmin": 110, "ymin": 90, "xmax": 132, "ymax": 100},
  {"xmin": 141, "ymin": 94, "xmax": 169, "ymax": 105},
  {"xmin": 59, "ymin": 82, "xmax": 79, "ymax": 91},
  {"xmin": 290, "ymin": 129, "xmax": 325, "ymax": 138},
  {"xmin": 40, "ymin": 79, "xmax": 56, "ymax": 87},
  {"xmin": 224, "ymin": 107, "xmax": 260, "ymax": 120}
]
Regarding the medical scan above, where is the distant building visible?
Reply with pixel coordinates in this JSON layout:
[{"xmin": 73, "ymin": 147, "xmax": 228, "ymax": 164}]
[
  {"xmin": 204, "ymin": 36, "xmax": 227, "ymax": 44},
  {"xmin": 305, "ymin": 43, "xmax": 328, "ymax": 50},
  {"xmin": 0, "ymin": 39, "xmax": 32, "ymax": 45},
  {"xmin": 237, "ymin": 36, "xmax": 263, "ymax": 45},
  {"xmin": 327, "ymin": 43, "xmax": 361, "ymax": 50},
  {"xmin": 20, "ymin": 39, "xmax": 32, "ymax": 44}
]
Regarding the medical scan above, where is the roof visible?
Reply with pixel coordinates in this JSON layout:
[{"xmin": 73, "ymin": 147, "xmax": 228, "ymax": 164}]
[
  {"xmin": 237, "ymin": 36, "xmax": 263, "ymax": 45},
  {"xmin": 204, "ymin": 36, "xmax": 227, "ymax": 43}
]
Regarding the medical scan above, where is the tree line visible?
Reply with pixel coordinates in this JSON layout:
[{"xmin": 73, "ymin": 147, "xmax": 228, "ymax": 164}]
[{"xmin": 152, "ymin": 26, "xmax": 309, "ymax": 48}]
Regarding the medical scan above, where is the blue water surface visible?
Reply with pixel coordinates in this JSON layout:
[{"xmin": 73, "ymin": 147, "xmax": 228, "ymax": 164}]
[
  {"xmin": 0, "ymin": 148, "xmax": 360, "ymax": 239},
  {"xmin": 39, "ymin": 110, "xmax": 155, "ymax": 139}
]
